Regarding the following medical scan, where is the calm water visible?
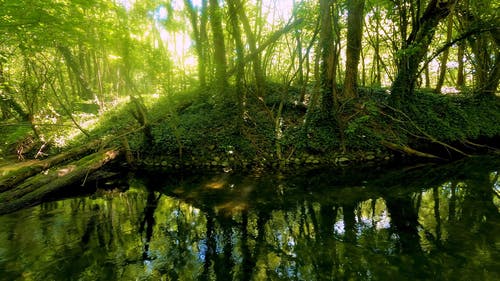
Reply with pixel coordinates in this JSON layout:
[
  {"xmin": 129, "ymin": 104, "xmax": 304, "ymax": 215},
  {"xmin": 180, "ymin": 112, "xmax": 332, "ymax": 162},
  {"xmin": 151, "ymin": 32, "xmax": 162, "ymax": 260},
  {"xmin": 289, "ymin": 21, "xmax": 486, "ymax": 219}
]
[{"xmin": 0, "ymin": 157, "xmax": 499, "ymax": 281}]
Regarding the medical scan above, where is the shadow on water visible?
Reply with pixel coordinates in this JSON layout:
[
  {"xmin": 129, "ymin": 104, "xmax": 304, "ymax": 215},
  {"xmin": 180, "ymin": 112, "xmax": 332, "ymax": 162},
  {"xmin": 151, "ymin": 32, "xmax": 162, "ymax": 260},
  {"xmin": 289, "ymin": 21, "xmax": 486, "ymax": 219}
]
[{"xmin": 0, "ymin": 156, "xmax": 499, "ymax": 280}]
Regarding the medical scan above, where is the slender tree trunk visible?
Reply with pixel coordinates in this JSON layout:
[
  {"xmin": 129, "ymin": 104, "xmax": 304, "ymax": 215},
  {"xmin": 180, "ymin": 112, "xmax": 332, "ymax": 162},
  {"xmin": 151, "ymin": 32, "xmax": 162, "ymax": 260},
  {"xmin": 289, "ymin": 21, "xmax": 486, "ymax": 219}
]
[
  {"xmin": 209, "ymin": 0, "xmax": 228, "ymax": 90},
  {"xmin": 375, "ymin": 7, "xmax": 382, "ymax": 86},
  {"xmin": 425, "ymin": 64, "xmax": 431, "ymax": 88},
  {"xmin": 361, "ymin": 47, "xmax": 366, "ymax": 87},
  {"xmin": 435, "ymin": 14, "xmax": 454, "ymax": 93},
  {"xmin": 456, "ymin": 41, "xmax": 465, "ymax": 88},
  {"xmin": 227, "ymin": 0, "xmax": 245, "ymax": 126},
  {"xmin": 58, "ymin": 46, "xmax": 95, "ymax": 100},
  {"xmin": 200, "ymin": 0, "xmax": 210, "ymax": 84},
  {"xmin": 470, "ymin": 34, "xmax": 489, "ymax": 89},
  {"xmin": 481, "ymin": 49, "xmax": 500, "ymax": 96},
  {"xmin": 185, "ymin": 0, "xmax": 207, "ymax": 87},
  {"xmin": 343, "ymin": 0, "xmax": 365, "ymax": 99},
  {"xmin": 237, "ymin": 2, "xmax": 265, "ymax": 96},
  {"xmin": 293, "ymin": 0, "xmax": 305, "ymax": 100},
  {"xmin": 319, "ymin": 0, "xmax": 335, "ymax": 115}
]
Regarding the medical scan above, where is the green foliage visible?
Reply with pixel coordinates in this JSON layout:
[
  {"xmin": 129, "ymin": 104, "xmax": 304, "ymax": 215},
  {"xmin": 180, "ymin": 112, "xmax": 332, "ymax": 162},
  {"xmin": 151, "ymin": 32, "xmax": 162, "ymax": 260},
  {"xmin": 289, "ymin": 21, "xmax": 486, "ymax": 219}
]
[
  {"xmin": 0, "ymin": 124, "xmax": 32, "ymax": 156},
  {"xmin": 143, "ymin": 87, "xmax": 262, "ymax": 159},
  {"xmin": 291, "ymin": 110, "xmax": 340, "ymax": 152},
  {"xmin": 404, "ymin": 91, "xmax": 500, "ymax": 142}
]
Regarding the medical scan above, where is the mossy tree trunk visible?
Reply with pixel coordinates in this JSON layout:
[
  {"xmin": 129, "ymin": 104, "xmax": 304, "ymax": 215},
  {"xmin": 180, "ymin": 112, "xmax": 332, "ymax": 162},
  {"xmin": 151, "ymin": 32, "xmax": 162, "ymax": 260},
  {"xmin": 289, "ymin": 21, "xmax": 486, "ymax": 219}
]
[
  {"xmin": 227, "ymin": 0, "xmax": 245, "ymax": 127},
  {"xmin": 209, "ymin": 0, "xmax": 228, "ymax": 90},
  {"xmin": 0, "ymin": 148, "xmax": 120, "ymax": 215},
  {"xmin": 0, "ymin": 139, "xmax": 104, "ymax": 192},
  {"xmin": 319, "ymin": 0, "xmax": 337, "ymax": 116},
  {"xmin": 435, "ymin": 14, "xmax": 454, "ymax": 93},
  {"xmin": 343, "ymin": 0, "xmax": 365, "ymax": 100}
]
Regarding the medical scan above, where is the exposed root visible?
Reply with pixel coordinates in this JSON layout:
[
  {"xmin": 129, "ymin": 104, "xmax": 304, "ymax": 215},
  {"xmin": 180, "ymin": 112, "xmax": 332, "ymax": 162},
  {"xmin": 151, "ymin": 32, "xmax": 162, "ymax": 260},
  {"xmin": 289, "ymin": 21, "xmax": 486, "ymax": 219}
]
[{"xmin": 381, "ymin": 140, "xmax": 444, "ymax": 160}]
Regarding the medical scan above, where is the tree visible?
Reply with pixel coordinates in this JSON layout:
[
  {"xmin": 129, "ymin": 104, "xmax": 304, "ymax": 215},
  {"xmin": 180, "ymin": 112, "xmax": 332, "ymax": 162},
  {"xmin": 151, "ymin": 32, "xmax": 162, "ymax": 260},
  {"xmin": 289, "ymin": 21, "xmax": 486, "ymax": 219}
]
[
  {"xmin": 390, "ymin": 0, "xmax": 458, "ymax": 107},
  {"xmin": 184, "ymin": 0, "xmax": 209, "ymax": 87},
  {"xmin": 435, "ymin": 12, "xmax": 454, "ymax": 93},
  {"xmin": 319, "ymin": 0, "xmax": 338, "ymax": 115},
  {"xmin": 227, "ymin": 0, "xmax": 246, "ymax": 123},
  {"xmin": 208, "ymin": 0, "xmax": 228, "ymax": 89},
  {"xmin": 343, "ymin": 0, "xmax": 366, "ymax": 99}
]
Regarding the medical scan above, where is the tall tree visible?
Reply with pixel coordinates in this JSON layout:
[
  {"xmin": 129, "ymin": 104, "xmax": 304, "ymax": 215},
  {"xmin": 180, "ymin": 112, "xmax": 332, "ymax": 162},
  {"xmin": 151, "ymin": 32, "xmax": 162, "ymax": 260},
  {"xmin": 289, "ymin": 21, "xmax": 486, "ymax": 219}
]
[
  {"xmin": 319, "ymin": 0, "xmax": 337, "ymax": 115},
  {"xmin": 343, "ymin": 0, "xmax": 366, "ymax": 99},
  {"xmin": 435, "ymin": 14, "xmax": 454, "ymax": 93},
  {"xmin": 227, "ymin": 0, "xmax": 245, "ymax": 123},
  {"xmin": 208, "ymin": 0, "xmax": 228, "ymax": 89},
  {"xmin": 184, "ymin": 0, "xmax": 208, "ymax": 87},
  {"xmin": 237, "ymin": 1, "xmax": 265, "ymax": 96},
  {"xmin": 390, "ymin": 0, "xmax": 458, "ymax": 107}
]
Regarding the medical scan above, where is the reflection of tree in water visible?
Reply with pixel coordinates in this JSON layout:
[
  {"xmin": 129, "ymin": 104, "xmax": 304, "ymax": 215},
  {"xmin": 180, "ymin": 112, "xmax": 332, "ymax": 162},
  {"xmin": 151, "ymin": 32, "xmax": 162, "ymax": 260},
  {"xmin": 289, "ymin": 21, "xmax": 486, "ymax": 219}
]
[
  {"xmin": 1, "ymin": 157, "xmax": 499, "ymax": 280},
  {"xmin": 141, "ymin": 159, "xmax": 498, "ymax": 280},
  {"xmin": 139, "ymin": 190, "xmax": 161, "ymax": 261}
]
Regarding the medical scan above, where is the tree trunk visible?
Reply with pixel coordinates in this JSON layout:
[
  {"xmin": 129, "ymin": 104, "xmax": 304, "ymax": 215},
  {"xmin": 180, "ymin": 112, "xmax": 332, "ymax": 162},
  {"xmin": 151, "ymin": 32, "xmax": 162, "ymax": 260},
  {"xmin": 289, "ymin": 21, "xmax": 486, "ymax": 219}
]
[
  {"xmin": 478, "ymin": 32, "xmax": 500, "ymax": 96},
  {"xmin": 470, "ymin": 34, "xmax": 489, "ymax": 89},
  {"xmin": 185, "ymin": 0, "xmax": 207, "ymax": 87},
  {"xmin": 58, "ymin": 46, "xmax": 95, "ymax": 100},
  {"xmin": 209, "ymin": 0, "xmax": 228, "ymax": 90},
  {"xmin": 343, "ymin": 0, "xmax": 365, "ymax": 99},
  {"xmin": 0, "ymin": 148, "xmax": 120, "ymax": 215},
  {"xmin": 237, "ymin": 2, "xmax": 265, "ymax": 96},
  {"xmin": 435, "ymin": 14, "xmax": 454, "ymax": 93},
  {"xmin": 0, "ymin": 64, "xmax": 30, "ymax": 121},
  {"xmin": 200, "ymin": 0, "xmax": 209, "ymax": 85},
  {"xmin": 294, "ymin": 3, "xmax": 305, "ymax": 96},
  {"xmin": 227, "ymin": 0, "xmax": 245, "ymax": 125},
  {"xmin": 456, "ymin": 41, "xmax": 465, "ymax": 88},
  {"xmin": 319, "ymin": 0, "xmax": 336, "ymax": 115},
  {"xmin": 374, "ymin": 7, "xmax": 382, "ymax": 86},
  {"xmin": 481, "ymin": 49, "xmax": 500, "ymax": 96},
  {"xmin": 424, "ymin": 64, "xmax": 431, "ymax": 88}
]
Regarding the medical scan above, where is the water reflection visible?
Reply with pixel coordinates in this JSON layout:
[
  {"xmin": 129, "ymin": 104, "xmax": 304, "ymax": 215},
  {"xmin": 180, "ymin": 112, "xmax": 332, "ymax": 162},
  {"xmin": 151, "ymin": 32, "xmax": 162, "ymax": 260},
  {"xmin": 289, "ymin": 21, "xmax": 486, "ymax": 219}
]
[{"xmin": 0, "ymin": 157, "xmax": 499, "ymax": 280}]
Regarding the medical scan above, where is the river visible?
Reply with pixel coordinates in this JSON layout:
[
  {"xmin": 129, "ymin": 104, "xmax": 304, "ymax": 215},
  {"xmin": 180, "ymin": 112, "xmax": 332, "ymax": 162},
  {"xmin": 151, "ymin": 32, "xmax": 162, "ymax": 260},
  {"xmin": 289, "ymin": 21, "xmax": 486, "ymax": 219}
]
[{"xmin": 0, "ymin": 157, "xmax": 499, "ymax": 280}]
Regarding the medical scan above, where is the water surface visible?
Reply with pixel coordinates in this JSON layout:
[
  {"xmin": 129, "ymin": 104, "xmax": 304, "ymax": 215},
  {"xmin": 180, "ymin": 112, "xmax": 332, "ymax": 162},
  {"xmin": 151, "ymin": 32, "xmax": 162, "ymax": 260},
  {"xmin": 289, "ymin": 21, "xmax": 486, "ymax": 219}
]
[{"xmin": 0, "ymin": 157, "xmax": 499, "ymax": 280}]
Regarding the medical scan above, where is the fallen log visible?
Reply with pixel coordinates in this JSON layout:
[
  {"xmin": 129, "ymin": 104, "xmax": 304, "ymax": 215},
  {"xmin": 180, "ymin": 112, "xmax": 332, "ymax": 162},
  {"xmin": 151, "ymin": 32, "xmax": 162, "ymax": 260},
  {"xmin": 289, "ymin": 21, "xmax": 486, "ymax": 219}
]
[
  {"xmin": 0, "ymin": 139, "xmax": 104, "ymax": 192},
  {"xmin": 0, "ymin": 148, "xmax": 120, "ymax": 215}
]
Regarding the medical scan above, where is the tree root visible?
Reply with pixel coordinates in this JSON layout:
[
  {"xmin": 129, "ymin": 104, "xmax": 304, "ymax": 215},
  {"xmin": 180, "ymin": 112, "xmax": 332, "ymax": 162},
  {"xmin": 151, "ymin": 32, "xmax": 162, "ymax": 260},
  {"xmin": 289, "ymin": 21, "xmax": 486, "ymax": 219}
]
[
  {"xmin": 382, "ymin": 104, "xmax": 470, "ymax": 158},
  {"xmin": 381, "ymin": 140, "xmax": 444, "ymax": 160}
]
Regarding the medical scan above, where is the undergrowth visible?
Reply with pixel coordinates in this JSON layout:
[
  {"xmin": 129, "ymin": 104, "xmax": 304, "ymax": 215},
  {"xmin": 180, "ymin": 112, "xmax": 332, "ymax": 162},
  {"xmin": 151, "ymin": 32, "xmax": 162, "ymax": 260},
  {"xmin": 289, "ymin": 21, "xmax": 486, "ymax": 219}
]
[{"xmin": 2, "ymin": 83, "xmax": 499, "ymax": 162}]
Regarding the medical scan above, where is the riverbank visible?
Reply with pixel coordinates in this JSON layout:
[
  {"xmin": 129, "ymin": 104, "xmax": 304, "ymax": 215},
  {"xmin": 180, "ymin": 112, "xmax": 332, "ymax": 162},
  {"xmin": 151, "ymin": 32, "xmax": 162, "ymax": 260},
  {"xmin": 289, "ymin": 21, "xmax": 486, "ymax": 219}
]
[
  {"xmin": 2, "ymin": 84, "xmax": 499, "ymax": 173},
  {"xmin": 124, "ymin": 85, "xmax": 500, "ymax": 171}
]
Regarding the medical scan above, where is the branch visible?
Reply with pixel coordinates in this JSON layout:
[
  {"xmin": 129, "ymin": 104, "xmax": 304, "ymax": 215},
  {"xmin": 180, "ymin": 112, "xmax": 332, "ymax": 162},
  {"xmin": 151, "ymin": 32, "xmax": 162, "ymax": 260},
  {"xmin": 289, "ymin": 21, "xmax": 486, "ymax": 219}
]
[
  {"xmin": 383, "ymin": 103, "xmax": 470, "ymax": 157},
  {"xmin": 226, "ymin": 19, "xmax": 303, "ymax": 77},
  {"xmin": 381, "ymin": 140, "xmax": 443, "ymax": 160},
  {"xmin": 418, "ymin": 26, "xmax": 499, "ymax": 75}
]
